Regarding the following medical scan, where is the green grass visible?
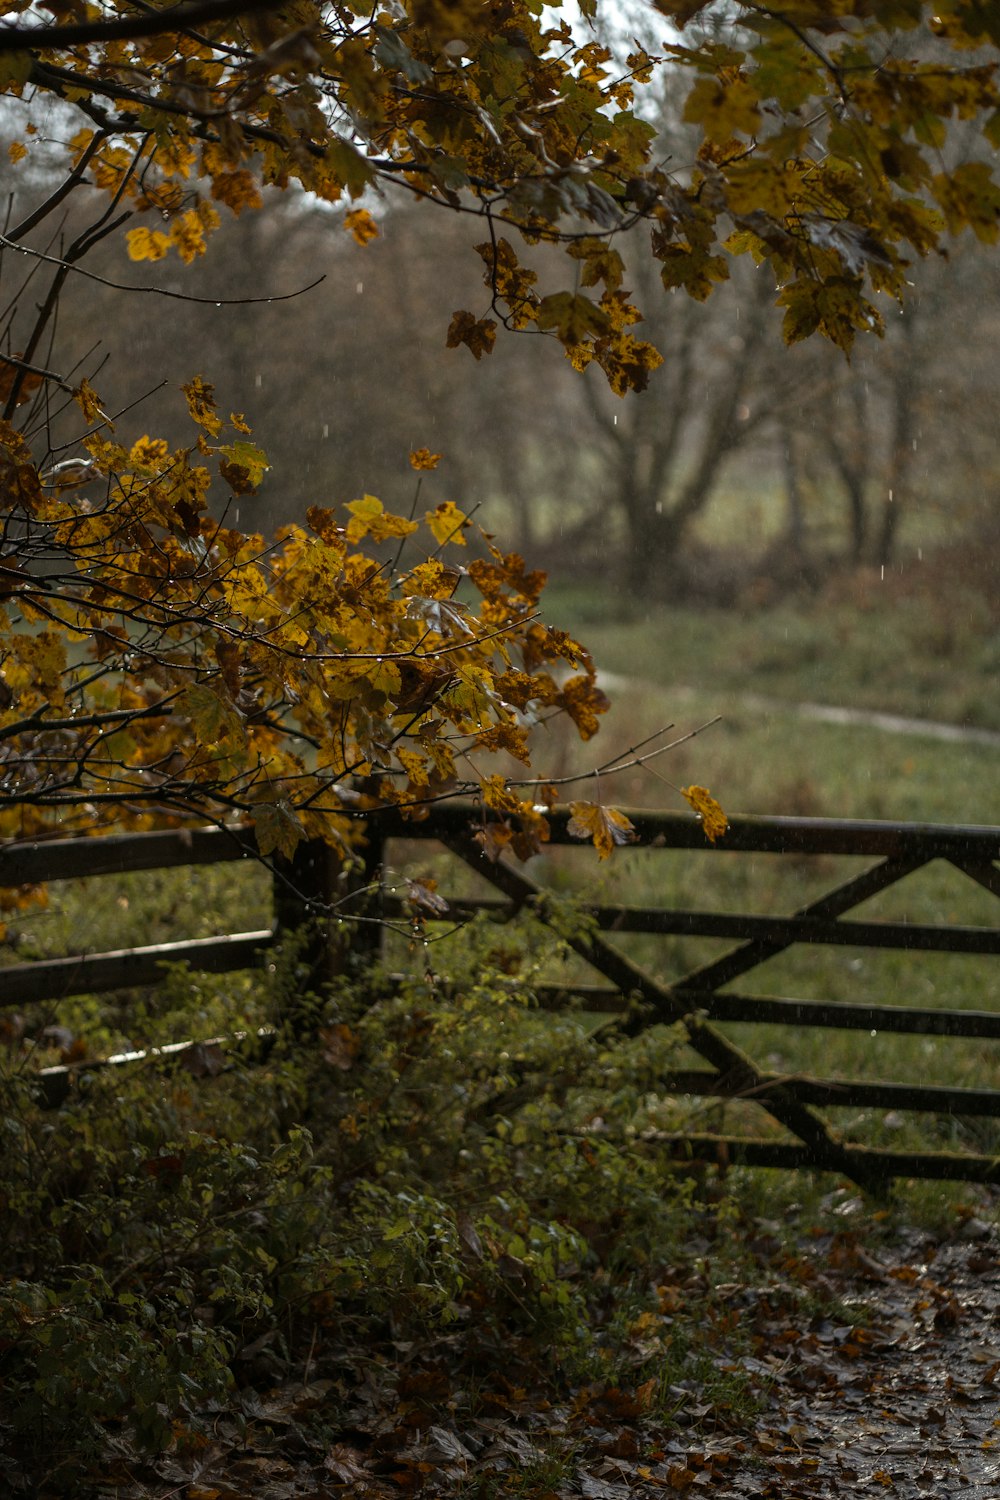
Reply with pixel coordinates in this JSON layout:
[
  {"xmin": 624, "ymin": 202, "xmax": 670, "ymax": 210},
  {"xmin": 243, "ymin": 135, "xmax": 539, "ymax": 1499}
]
[{"xmin": 544, "ymin": 568, "xmax": 1000, "ymax": 733}]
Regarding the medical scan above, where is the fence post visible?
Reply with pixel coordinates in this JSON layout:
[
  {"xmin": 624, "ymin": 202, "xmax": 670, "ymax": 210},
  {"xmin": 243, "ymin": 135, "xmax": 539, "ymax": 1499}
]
[{"xmin": 271, "ymin": 823, "xmax": 386, "ymax": 1031}]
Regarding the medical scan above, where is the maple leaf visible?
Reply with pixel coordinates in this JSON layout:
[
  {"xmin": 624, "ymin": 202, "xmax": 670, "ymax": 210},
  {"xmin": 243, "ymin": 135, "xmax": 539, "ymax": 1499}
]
[
  {"xmin": 343, "ymin": 207, "xmax": 379, "ymax": 246},
  {"xmin": 404, "ymin": 876, "xmax": 449, "ymax": 916},
  {"xmin": 409, "ymin": 447, "xmax": 442, "ymax": 471},
  {"xmin": 567, "ymin": 801, "xmax": 637, "ymax": 860},
  {"xmin": 126, "ymin": 225, "xmax": 171, "ymax": 262},
  {"xmin": 181, "ymin": 376, "xmax": 224, "ymax": 437},
  {"xmin": 424, "ymin": 501, "xmax": 469, "ymax": 546},
  {"xmin": 680, "ymin": 784, "xmax": 729, "ymax": 844},
  {"xmin": 446, "ymin": 310, "xmax": 497, "ymax": 360},
  {"xmin": 481, "ymin": 774, "xmax": 523, "ymax": 816},
  {"xmin": 404, "ymin": 593, "xmax": 473, "ymax": 638},
  {"xmin": 474, "ymin": 819, "xmax": 514, "ymax": 862},
  {"xmin": 253, "ymin": 798, "xmax": 306, "ymax": 860},
  {"xmin": 683, "ymin": 71, "xmax": 762, "ymax": 143},
  {"xmin": 218, "ymin": 439, "xmax": 269, "ymax": 495},
  {"xmin": 73, "ymin": 378, "xmax": 108, "ymax": 428},
  {"xmin": 555, "ymin": 674, "xmax": 610, "ymax": 741},
  {"xmin": 0, "ymin": 420, "xmax": 43, "ymax": 512},
  {"xmin": 210, "ymin": 168, "xmax": 263, "ymax": 216},
  {"xmin": 170, "ymin": 208, "xmax": 209, "ymax": 264},
  {"xmin": 319, "ymin": 1022, "xmax": 361, "ymax": 1070},
  {"xmin": 128, "ymin": 435, "xmax": 169, "ymax": 469},
  {"xmin": 178, "ymin": 683, "xmax": 246, "ymax": 749},
  {"xmin": 345, "ymin": 494, "xmax": 420, "ymax": 543},
  {"xmin": 536, "ymin": 291, "xmax": 611, "ymax": 346}
]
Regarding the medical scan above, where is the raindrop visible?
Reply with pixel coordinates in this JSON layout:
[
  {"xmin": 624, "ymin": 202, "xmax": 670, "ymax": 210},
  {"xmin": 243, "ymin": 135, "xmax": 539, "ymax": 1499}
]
[
  {"xmin": 356, "ymin": 280, "xmax": 364, "ymax": 294},
  {"xmin": 870, "ymin": 1029, "xmax": 877, "ymax": 1037},
  {"xmin": 613, "ymin": 413, "xmax": 617, "ymax": 426},
  {"xmin": 215, "ymin": 301, "xmax": 222, "ymax": 308},
  {"xmin": 255, "ymin": 374, "xmax": 262, "ymax": 388},
  {"xmin": 918, "ymin": 547, "xmax": 923, "ymax": 561},
  {"xmin": 322, "ymin": 423, "xmax": 329, "ymax": 438},
  {"xmin": 880, "ymin": 565, "xmax": 884, "ymax": 581}
]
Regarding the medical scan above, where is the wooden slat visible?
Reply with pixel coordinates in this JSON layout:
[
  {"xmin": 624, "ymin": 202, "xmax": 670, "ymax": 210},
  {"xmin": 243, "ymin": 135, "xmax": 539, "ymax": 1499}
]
[
  {"xmin": 1, "ymin": 930, "xmax": 274, "ymax": 1006},
  {"xmin": 653, "ymin": 1069, "xmax": 1000, "ymax": 1116},
  {"xmin": 430, "ymin": 981, "xmax": 1000, "ymax": 1040},
  {"xmin": 676, "ymin": 989, "xmax": 1000, "ymax": 1039},
  {"xmin": 0, "ymin": 826, "xmax": 258, "ymax": 886},
  {"xmin": 596, "ymin": 1133, "xmax": 1000, "ymax": 1185},
  {"xmin": 36, "ymin": 1027, "xmax": 277, "ymax": 1107},
  {"xmin": 375, "ymin": 805, "xmax": 1000, "ymax": 860},
  {"xmin": 385, "ymin": 892, "xmax": 1000, "ymax": 953}
]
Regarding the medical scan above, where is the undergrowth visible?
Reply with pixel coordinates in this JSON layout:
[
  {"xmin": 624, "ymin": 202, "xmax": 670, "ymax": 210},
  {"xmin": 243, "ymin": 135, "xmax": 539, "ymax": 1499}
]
[
  {"xmin": 0, "ymin": 917, "xmax": 727, "ymax": 1493},
  {"xmin": 1, "ymin": 913, "xmax": 992, "ymax": 1496}
]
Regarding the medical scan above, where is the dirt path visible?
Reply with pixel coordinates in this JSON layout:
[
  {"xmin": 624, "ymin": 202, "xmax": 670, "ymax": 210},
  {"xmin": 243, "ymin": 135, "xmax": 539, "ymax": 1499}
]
[
  {"xmin": 598, "ymin": 675, "xmax": 1000, "ymax": 751},
  {"xmin": 717, "ymin": 1216, "xmax": 1000, "ymax": 1499}
]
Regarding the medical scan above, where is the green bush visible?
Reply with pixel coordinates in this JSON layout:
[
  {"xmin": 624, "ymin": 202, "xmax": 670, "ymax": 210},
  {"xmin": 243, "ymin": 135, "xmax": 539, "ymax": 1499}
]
[{"xmin": 0, "ymin": 914, "xmax": 707, "ymax": 1491}]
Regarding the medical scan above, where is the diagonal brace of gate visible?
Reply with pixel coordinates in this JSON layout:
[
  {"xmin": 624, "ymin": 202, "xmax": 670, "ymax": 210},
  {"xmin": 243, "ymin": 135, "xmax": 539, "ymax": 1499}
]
[
  {"xmin": 442, "ymin": 836, "xmax": 884, "ymax": 1191},
  {"xmin": 668, "ymin": 856, "xmax": 928, "ymax": 998}
]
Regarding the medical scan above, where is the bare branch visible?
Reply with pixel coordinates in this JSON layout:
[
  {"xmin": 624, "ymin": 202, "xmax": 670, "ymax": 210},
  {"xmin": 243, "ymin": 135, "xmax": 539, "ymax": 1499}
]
[{"xmin": 0, "ymin": 0, "xmax": 283, "ymax": 53}]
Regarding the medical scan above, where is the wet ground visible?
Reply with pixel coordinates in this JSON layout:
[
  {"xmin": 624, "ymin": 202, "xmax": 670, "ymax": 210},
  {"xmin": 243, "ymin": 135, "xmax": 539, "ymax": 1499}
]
[{"xmin": 679, "ymin": 1215, "xmax": 1000, "ymax": 1499}]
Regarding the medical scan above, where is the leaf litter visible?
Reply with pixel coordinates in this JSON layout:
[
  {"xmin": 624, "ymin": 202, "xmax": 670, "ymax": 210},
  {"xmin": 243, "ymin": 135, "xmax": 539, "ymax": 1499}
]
[{"xmin": 60, "ymin": 1189, "xmax": 1000, "ymax": 1500}]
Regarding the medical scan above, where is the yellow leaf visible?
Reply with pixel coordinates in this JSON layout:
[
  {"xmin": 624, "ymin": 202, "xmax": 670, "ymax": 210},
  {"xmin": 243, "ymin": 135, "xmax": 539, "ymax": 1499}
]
[
  {"xmin": 343, "ymin": 207, "xmax": 379, "ymax": 245},
  {"xmin": 345, "ymin": 494, "xmax": 419, "ymax": 543},
  {"xmin": 218, "ymin": 439, "xmax": 268, "ymax": 495},
  {"xmin": 566, "ymin": 801, "xmax": 636, "ymax": 860},
  {"xmin": 409, "ymin": 447, "xmax": 442, "ymax": 471},
  {"xmin": 680, "ymin": 784, "xmax": 729, "ymax": 844},
  {"xmin": 536, "ymin": 291, "xmax": 611, "ymax": 345},
  {"xmin": 253, "ymin": 799, "xmax": 304, "ymax": 861},
  {"xmin": 70, "ymin": 378, "xmax": 100, "ymax": 426},
  {"xmin": 129, "ymin": 435, "xmax": 169, "ymax": 468},
  {"xmin": 446, "ymin": 310, "xmax": 497, "ymax": 359},
  {"xmin": 169, "ymin": 208, "xmax": 209, "ymax": 264},
  {"xmin": 181, "ymin": 376, "xmax": 224, "ymax": 437},
  {"xmin": 125, "ymin": 225, "xmax": 172, "ymax": 262},
  {"xmin": 6, "ymin": 631, "xmax": 67, "ymax": 707},
  {"xmin": 425, "ymin": 501, "xmax": 468, "ymax": 546},
  {"xmin": 554, "ymin": 673, "xmax": 609, "ymax": 741},
  {"xmin": 178, "ymin": 683, "xmax": 246, "ymax": 749},
  {"xmin": 210, "ymin": 168, "xmax": 263, "ymax": 216},
  {"xmin": 683, "ymin": 71, "xmax": 761, "ymax": 143},
  {"xmin": 481, "ymin": 773, "xmax": 522, "ymax": 815},
  {"xmin": 7, "ymin": 141, "xmax": 26, "ymax": 164}
]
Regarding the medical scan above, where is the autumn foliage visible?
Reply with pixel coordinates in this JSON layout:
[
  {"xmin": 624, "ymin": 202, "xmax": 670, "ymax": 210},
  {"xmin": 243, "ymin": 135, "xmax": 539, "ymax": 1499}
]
[
  {"xmin": 1, "ymin": 378, "xmax": 609, "ymax": 857},
  {"xmin": 2, "ymin": 0, "xmax": 999, "ymax": 860}
]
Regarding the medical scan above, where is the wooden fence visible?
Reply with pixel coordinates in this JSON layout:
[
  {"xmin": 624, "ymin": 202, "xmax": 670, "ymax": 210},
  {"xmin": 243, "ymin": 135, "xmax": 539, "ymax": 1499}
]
[{"xmin": 2, "ymin": 807, "xmax": 1000, "ymax": 1189}]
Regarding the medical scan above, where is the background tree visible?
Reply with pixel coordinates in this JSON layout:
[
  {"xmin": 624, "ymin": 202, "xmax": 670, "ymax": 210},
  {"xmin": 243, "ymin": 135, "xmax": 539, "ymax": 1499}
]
[{"xmin": 1, "ymin": 0, "xmax": 999, "ymax": 855}]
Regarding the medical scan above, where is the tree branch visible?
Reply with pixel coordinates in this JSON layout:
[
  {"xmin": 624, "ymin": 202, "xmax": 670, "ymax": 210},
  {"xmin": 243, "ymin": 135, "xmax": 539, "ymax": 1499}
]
[{"xmin": 0, "ymin": 0, "xmax": 283, "ymax": 53}]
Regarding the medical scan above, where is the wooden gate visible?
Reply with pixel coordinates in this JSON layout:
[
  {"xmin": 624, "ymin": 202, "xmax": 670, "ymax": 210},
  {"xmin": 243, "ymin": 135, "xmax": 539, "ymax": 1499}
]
[{"xmin": 3, "ymin": 808, "xmax": 1000, "ymax": 1188}]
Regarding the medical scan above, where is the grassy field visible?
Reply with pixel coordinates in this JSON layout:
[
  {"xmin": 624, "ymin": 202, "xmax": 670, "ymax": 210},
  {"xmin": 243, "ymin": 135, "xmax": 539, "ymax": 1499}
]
[{"xmin": 475, "ymin": 561, "xmax": 1000, "ymax": 1157}]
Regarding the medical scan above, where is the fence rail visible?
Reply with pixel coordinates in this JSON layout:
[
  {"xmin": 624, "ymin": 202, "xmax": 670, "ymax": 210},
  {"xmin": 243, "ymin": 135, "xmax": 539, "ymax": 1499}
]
[{"xmin": 3, "ymin": 808, "xmax": 1000, "ymax": 1188}]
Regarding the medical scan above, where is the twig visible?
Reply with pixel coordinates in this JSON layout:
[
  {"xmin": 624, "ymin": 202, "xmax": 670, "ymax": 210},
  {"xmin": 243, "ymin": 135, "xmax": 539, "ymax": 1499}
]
[{"xmin": 0, "ymin": 235, "xmax": 325, "ymax": 307}]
